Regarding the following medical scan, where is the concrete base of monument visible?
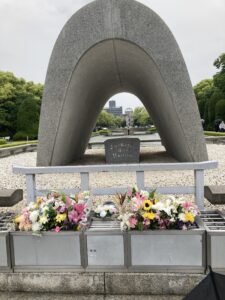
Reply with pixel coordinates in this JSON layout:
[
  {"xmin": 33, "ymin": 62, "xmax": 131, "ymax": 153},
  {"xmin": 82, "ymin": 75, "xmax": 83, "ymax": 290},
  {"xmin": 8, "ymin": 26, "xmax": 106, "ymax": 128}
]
[
  {"xmin": 0, "ymin": 272, "xmax": 205, "ymax": 297},
  {"xmin": 0, "ymin": 293, "xmax": 185, "ymax": 300}
]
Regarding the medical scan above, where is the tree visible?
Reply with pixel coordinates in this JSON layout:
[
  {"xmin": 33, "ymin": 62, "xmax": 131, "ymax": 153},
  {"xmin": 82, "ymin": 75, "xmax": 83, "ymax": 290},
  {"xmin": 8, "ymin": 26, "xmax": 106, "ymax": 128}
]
[
  {"xmin": 0, "ymin": 71, "xmax": 43, "ymax": 138},
  {"xmin": 213, "ymin": 53, "xmax": 225, "ymax": 94},
  {"xmin": 194, "ymin": 79, "xmax": 214, "ymax": 119},
  {"xmin": 96, "ymin": 111, "xmax": 115, "ymax": 128},
  {"xmin": 194, "ymin": 53, "xmax": 225, "ymax": 130},
  {"xmin": 215, "ymin": 99, "xmax": 225, "ymax": 121},
  {"xmin": 14, "ymin": 94, "xmax": 41, "ymax": 140},
  {"xmin": 133, "ymin": 107, "xmax": 152, "ymax": 127},
  {"xmin": 113, "ymin": 116, "xmax": 123, "ymax": 128}
]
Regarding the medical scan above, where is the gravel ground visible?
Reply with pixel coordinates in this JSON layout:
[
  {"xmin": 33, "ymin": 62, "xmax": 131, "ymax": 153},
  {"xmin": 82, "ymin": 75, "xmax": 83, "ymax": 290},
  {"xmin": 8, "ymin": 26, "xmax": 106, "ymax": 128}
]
[{"xmin": 0, "ymin": 144, "xmax": 224, "ymax": 214}]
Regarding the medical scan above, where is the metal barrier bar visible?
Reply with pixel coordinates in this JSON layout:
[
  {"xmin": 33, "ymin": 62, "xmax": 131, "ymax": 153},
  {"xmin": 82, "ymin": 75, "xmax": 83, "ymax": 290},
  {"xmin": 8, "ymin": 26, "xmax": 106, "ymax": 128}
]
[
  {"xmin": 13, "ymin": 161, "xmax": 218, "ymax": 209},
  {"xmin": 13, "ymin": 161, "xmax": 218, "ymax": 174}
]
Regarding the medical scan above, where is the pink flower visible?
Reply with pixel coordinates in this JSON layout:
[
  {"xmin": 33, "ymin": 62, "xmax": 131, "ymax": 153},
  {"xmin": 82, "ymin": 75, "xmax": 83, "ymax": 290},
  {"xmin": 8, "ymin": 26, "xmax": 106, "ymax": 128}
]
[
  {"xmin": 182, "ymin": 224, "xmax": 188, "ymax": 230},
  {"xmin": 131, "ymin": 197, "xmax": 143, "ymax": 211},
  {"xmin": 68, "ymin": 210, "xmax": 81, "ymax": 224},
  {"xmin": 158, "ymin": 220, "xmax": 166, "ymax": 229},
  {"xmin": 58, "ymin": 206, "xmax": 66, "ymax": 213},
  {"xmin": 129, "ymin": 217, "xmax": 137, "ymax": 228},
  {"xmin": 135, "ymin": 192, "xmax": 145, "ymax": 201},
  {"xmin": 143, "ymin": 219, "xmax": 150, "ymax": 226},
  {"xmin": 182, "ymin": 201, "xmax": 193, "ymax": 210},
  {"xmin": 54, "ymin": 226, "xmax": 61, "ymax": 232},
  {"xmin": 75, "ymin": 204, "xmax": 85, "ymax": 214},
  {"xmin": 127, "ymin": 190, "xmax": 132, "ymax": 197},
  {"xmin": 66, "ymin": 196, "xmax": 72, "ymax": 206}
]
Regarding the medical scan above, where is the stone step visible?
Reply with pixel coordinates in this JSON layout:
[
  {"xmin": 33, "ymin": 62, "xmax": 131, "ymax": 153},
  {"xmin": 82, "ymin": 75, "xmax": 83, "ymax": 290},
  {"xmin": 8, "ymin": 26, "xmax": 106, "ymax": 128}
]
[
  {"xmin": 0, "ymin": 189, "xmax": 23, "ymax": 207},
  {"xmin": 204, "ymin": 185, "xmax": 225, "ymax": 204},
  {"xmin": 0, "ymin": 294, "xmax": 183, "ymax": 300}
]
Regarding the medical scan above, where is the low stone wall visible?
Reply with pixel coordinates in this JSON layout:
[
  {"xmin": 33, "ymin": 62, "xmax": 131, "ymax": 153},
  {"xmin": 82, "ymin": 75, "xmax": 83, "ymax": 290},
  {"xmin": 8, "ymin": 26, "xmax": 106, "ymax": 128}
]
[
  {"xmin": 0, "ymin": 272, "xmax": 204, "ymax": 297},
  {"xmin": 0, "ymin": 144, "xmax": 37, "ymax": 158},
  {"xmin": 205, "ymin": 136, "xmax": 225, "ymax": 144},
  {"xmin": 0, "ymin": 293, "xmax": 183, "ymax": 300}
]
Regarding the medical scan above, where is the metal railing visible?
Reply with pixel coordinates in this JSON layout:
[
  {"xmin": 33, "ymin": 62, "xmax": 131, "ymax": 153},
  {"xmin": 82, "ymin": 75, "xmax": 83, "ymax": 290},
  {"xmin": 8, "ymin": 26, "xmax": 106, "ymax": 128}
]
[{"xmin": 13, "ymin": 160, "xmax": 218, "ymax": 210}]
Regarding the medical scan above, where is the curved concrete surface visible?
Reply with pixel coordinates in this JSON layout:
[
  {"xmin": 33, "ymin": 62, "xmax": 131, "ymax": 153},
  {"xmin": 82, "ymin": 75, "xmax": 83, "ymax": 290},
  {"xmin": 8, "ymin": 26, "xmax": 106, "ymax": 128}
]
[{"xmin": 37, "ymin": 0, "xmax": 208, "ymax": 166}]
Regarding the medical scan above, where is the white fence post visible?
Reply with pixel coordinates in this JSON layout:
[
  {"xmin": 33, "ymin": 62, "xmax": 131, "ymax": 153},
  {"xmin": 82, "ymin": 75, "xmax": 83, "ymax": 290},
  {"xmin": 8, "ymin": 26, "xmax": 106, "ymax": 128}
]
[
  {"xmin": 194, "ymin": 169, "xmax": 205, "ymax": 211},
  {"xmin": 136, "ymin": 171, "xmax": 145, "ymax": 189},
  {"xmin": 26, "ymin": 174, "xmax": 36, "ymax": 203},
  {"xmin": 81, "ymin": 172, "xmax": 90, "ymax": 191}
]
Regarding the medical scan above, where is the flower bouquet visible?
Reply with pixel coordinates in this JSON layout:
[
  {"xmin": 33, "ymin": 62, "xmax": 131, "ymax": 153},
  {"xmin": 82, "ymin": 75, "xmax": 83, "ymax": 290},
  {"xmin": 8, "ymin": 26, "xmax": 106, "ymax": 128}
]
[
  {"xmin": 93, "ymin": 202, "xmax": 119, "ymax": 220},
  {"xmin": 118, "ymin": 187, "xmax": 199, "ymax": 231},
  {"xmin": 14, "ymin": 191, "xmax": 90, "ymax": 233}
]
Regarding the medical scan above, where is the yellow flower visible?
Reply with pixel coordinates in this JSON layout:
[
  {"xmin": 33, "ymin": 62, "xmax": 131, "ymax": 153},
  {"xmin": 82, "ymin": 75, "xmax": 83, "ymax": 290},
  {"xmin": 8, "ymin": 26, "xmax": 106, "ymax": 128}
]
[
  {"xmin": 36, "ymin": 197, "xmax": 43, "ymax": 205},
  {"xmin": 143, "ymin": 212, "xmax": 156, "ymax": 220},
  {"xmin": 185, "ymin": 212, "xmax": 194, "ymax": 223},
  {"xmin": 55, "ymin": 213, "xmax": 67, "ymax": 223},
  {"xmin": 14, "ymin": 215, "xmax": 23, "ymax": 224},
  {"xmin": 143, "ymin": 200, "xmax": 153, "ymax": 211}
]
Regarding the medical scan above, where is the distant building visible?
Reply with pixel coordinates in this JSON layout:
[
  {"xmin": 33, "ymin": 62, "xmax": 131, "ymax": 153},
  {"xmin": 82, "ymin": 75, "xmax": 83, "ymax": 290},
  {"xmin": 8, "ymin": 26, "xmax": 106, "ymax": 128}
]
[
  {"xmin": 124, "ymin": 107, "xmax": 133, "ymax": 127},
  {"xmin": 104, "ymin": 100, "xmax": 123, "ymax": 116}
]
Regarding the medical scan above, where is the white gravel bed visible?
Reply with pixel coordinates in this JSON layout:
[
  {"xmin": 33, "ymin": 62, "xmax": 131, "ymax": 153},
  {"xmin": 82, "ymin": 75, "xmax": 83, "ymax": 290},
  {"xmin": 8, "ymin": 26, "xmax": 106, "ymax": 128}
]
[{"xmin": 0, "ymin": 144, "xmax": 224, "ymax": 214}]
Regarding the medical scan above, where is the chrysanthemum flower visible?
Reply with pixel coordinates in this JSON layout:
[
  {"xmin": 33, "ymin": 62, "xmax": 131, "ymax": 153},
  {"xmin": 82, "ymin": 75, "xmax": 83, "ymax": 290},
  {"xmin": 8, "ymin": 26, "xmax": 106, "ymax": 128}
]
[
  {"xmin": 55, "ymin": 213, "xmax": 67, "ymax": 223},
  {"xmin": 143, "ymin": 212, "xmax": 156, "ymax": 220},
  {"xmin": 184, "ymin": 212, "xmax": 195, "ymax": 223}
]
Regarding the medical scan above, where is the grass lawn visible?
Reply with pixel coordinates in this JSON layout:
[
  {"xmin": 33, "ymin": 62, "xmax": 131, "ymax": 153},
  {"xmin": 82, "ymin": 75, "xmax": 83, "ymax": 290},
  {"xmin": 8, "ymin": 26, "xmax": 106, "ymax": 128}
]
[
  {"xmin": 204, "ymin": 131, "xmax": 225, "ymax": 137},
  {"xmin": 0, "ymin": 140, "xmax": 37, "ymax": 149}
]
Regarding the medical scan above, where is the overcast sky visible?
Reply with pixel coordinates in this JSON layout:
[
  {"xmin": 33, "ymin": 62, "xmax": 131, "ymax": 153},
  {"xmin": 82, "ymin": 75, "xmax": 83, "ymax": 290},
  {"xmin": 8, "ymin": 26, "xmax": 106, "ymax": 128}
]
[{"xmin": 0, "ymin": 0, "xmax": 225, "ymax": 110}]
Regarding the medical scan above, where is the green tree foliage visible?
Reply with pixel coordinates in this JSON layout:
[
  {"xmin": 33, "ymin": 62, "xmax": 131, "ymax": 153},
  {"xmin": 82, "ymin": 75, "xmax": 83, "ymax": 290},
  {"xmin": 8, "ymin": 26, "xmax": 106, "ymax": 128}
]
[
  {"xmin": 113, "ymin": 116, "xmax": 123, "ymax": 128},
  {"xmin": 215, "ymin": 99, "xmax": 225, "ymax": 121},
  {"xmin": 133, "ymin": 107, "xmax": 152, "ymax": 127},
  {"xmin": 0, "ymin": 71, "xmax": 43, "ymax": 139},
  {"xmin": 96, "ymin": 111, "xmax": 123, "ymax": 128},
  {"xmin": 213, "ymin": 53, "xmax": 225, "ymax": 95},
  {"xmin": 194, "ymin": 79, "xmax": 214, "ymax": 119},
  {"xmin": 194, "ymin": 53, "xmax": 225, "ymax": 130},
  {"xmin": 14, "ymin": 96, "xmax": 41, "ymax": 140}
]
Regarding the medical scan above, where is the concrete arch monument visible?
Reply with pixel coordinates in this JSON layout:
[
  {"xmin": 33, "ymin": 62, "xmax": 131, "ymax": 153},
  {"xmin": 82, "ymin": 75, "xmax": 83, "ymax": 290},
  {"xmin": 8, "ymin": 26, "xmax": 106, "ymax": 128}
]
[{"xmin": 37, "ymin": 0, "xmax": 208, "ymax": 166}]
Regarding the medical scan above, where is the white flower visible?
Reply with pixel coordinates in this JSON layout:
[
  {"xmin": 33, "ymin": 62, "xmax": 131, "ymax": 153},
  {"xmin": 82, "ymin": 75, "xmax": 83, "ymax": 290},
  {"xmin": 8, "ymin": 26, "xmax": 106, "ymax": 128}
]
[
  {"xmin": 152, "ymin": 201, "xmax": 164, "ymax": 210},
  {"xmin": 100, "ymin": 210, "xmax": 107, "ymax": 218},
  {"xmin": 103, "ymin": 205, "xmax": 110, "ymax": 211},
  {"xmin": 140, "ymin": 190, "xmax": 149, "ymax": 198},
  {"xmin": 95, "ymin": 205, "xmax": 103, "ymax": 214},
  {"xmin": 84, "ymin": 207, "xmax": 90, "ymax": 215},
  {"xmin": 109, "ymin": 205, "xmax": 117, "ymax": 214},
  {"xmin": 163, "ymin": 207, "xmax": 172, "ymax": 216},
  {"xmin": 32, "ymin": 222, "xmax": 42, "ymax": 232},
  {"xmin": 42, "ymin": 206, "xmax": 49, "ymax": 214},
  {"xmin": 83, "ymin": 191, "xmax": 90, "ymax": 199},
  {"xmin": 28, "ymin": 202, "xmax": 36, "ymax": 210},
  {"xmin": 29, "ymin": 210, "xmax": 39, "ymax": 223},
  {"xmin": 78, "ymin": 199, "xmax": 85, "ymax": 204},
  {"xmin": 39, "ymin": 215, "xmax": 48, "ymax": 224},
  {"xmin": 178, "ymin": 213, "xmax": 186, "ymax": 222},
  {"xmin": 118, "ymin": 213, "xmax": 132, "ymax": 231},
  {"xmin": 167, "ymin": 195, "xmax": 176, "ymax": 202}
]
